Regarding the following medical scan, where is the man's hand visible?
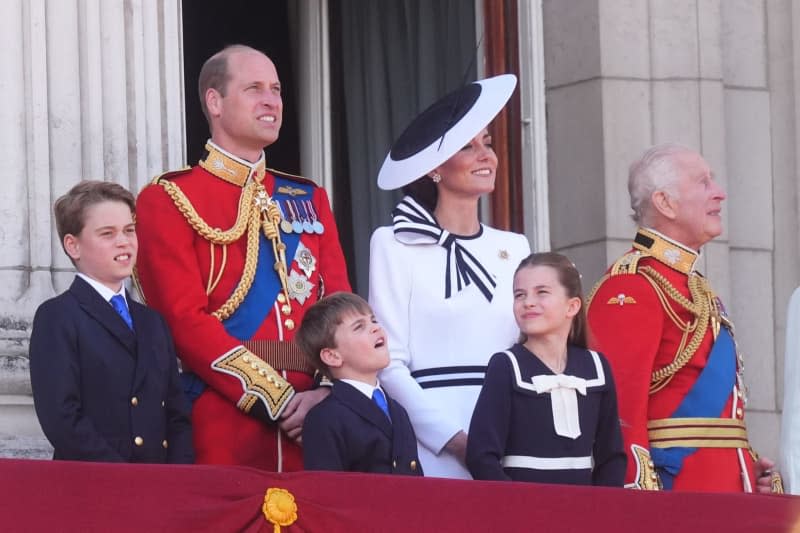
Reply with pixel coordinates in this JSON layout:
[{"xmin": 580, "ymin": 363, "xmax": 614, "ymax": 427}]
[
  {"xmin": 278, "ymin": 388, "xmax": 331, "ymax": 443},
  {"xmin": 754, "ymin": 456, "xmax": 779, "ymax": 494},
  {"xmin": 443, "ymin": 430, "xmax": 468, "ymax": 464}
]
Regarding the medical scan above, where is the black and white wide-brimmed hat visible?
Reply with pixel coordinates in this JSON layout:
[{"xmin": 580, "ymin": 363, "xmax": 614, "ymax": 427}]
[{"xmin": 377, "ymin": 74, "xmax": 517, "ymax": 191}]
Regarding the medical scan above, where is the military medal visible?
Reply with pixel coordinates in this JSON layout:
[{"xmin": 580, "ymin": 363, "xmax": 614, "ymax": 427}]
[
  {"xmin": 305, "ymin": 200, "xmax": 325, "ymax": 234},
  {"xmin": 286, "ymin": 200, "xmax": 304, "ymax": 234},
  {"xmin": 277, "ymin": 201, "xmax": 293, "ymax": 234},
  {"xmin": 287, "ymin": 270, "xmax": 314, "ymax": 305},
  {"xmin": 299, "ymin": 201, "xmax": 314, "ymax": 233},
  {"xmin": 294, "ymin": 242, "xmax": 317, "ymax": 278}
]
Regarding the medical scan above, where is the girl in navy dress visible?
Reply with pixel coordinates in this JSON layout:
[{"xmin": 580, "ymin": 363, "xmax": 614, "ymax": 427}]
[{"xmin": 466, "ymin": 252, "xmax": 625, "ymax": 485}]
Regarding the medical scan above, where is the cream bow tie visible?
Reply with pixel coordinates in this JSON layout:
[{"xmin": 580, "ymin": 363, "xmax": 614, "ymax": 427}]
[{"xmin": 531, "ymin": 374, "xmax": 587, "ymax": 439}]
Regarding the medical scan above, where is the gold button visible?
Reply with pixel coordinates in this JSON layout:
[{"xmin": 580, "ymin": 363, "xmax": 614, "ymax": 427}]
[
  {"xmin": 392, "ymin": 460, "xmax": 397, "ymax": 469},
  {"xmin": 736, "ymin": 408, "xmax": 743, "ymax": 418},
  {"xmin": 650, "ymin": 472, "xmax": 657, "ymax": 480},
  {"xmin": 737, "ymin": 390, "xmax": 744, "ymax": 399},
  {"xmin": 251, "ymin": 362, "xmax": 259, "ymax": 370},
  {"xmin": 284, "ymin": 318, "xmax": 295, "ymax": 330},
  {"xmin": 134, "ymin": 436, "xmax": 144, "ymax": 446},
  {"xmin": 161, "ymin": 401, "xmax": 165, "ymax": 407},
  {"xmin": 162, "ymin": 440, "xmax": 169, "ymax": 449},
  {"xmin": 243, "ymin": 355, "xmax": 251, "ymax": 363},
  {"xmin": 281, "ymin": 304, "xmax": 291, "ymax": 316},
  {"xmin": 410, "ymin": 460, "xmax": 417, "ymax": 471},
  {"xmin": 277, "ymin": 293, "xmax": 286, "ymax": 303},
  {"xmin": 647, "ymin": 460, "xmax": 654, "ymax": 468},
  {"xmin": 259, "ymin": 368, "xmax": 268, "ymax": 377},
  {"xmin": 130, "ymin": 397, "xmax": 139, "ymax": 406}
]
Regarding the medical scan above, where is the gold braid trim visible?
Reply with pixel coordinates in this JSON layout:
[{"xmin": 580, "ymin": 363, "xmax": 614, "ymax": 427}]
[
  {"xmin": 639, "ymin": 266, "xmax": 712, "ymax": 392},
  {"xmin": 157, "ymin": 177, "xmax": 292, "ymax": 321},
  {"xmin": 158, "ymin": 178, "xmax": 255, "ymax": 244}
]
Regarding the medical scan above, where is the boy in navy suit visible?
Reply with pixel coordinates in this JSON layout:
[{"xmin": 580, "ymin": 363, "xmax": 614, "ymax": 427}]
[
  {"xmin": 29, "ymin": 180, "xmax": 193, "ymax": 463},
  {"xmin": 296, "ymin": 292, "xmax": 422, "ymax": 475}
]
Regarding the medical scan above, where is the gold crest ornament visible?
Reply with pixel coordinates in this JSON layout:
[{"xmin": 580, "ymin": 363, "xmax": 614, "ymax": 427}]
[
  {"xmin": 262, "ymin": 488, "xmax": 298, "ymax": 533},
  {"xmin": 607, "ymin": 293, "xmax": 637, "ymax": 306}
]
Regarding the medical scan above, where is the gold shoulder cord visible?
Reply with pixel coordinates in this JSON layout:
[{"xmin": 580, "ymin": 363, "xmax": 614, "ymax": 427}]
[
  {"xmin": 158, "ymin": 178, "xmax": 292, "ymax": 321},
  {"xmin": 639, "ymin": 266, "xmax": 716, "ymax": 393}
]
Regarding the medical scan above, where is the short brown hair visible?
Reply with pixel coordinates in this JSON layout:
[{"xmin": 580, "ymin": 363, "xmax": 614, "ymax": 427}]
[
  {"xmin": 198, "ymin": 44, "xmax": 265, "ymax": 124},
  {"xmin": 514, "ymin": 252, "xmax": 587, "ymax": 348},
  {"xmin": 295, "ymin": 292, "xmax": 372, "ymax": 378},
  {"xmin": 54, "ymin": 180, "xmax": 136, "ymax": 256}
]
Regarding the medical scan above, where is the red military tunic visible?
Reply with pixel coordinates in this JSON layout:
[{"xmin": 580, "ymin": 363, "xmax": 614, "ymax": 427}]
[
  {"xmin": 135, "ymin": 141, "xmax": 350, "ymax": 471},
  {"xmin": 587, "ymin": 227, "xmax": 755, "ymax": 492}
]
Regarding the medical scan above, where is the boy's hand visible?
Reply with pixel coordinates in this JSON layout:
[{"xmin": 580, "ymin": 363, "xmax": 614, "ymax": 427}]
[
  {"xmin": 278, "ymin": 388, "xmax": 331, "ymax": 442},
  {"xmin": 444, "ymin": 430, "xmax": 468, "ymax": 464}
]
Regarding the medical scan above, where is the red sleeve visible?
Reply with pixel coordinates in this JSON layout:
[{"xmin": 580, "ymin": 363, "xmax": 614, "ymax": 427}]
[
  {"xmin": 587, "ymin": 273, "xmax": 663, "ymax": 488},
  {"xmin": 312, "ymin": 186, "xmax": 351, "ymax": 295}
]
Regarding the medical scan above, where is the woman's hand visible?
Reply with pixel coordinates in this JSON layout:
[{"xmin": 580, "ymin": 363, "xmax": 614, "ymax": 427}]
[{"xmin": 444, "ymin": 430, "xmax": 468, "ymax": 463}]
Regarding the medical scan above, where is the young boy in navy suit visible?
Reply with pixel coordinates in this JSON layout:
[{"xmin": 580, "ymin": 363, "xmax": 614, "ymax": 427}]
[
  {"xmin": 29, "ymin": 180, "xmax": 193, "ymax": 463},
  {"xmin": 296, "ymin": 292, "xmax": 422, "ymax": 475}
]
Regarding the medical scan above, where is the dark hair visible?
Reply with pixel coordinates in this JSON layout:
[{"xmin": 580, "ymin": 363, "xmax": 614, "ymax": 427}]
[
  {"xmin": 198, "ymin": 44, "xmax": 264, "ymax": 124},
  {"xmin": 54, "ymin": 180, "xmax": 136, "ymax": 257},
  {"xmin": 295, "ymin": 292, "xmax": 373, "ymax": 378},
  {"xmin": 514, "ymin": 252, "xmax": 587, "ymax": 348},
  {"xmin": 402, "ymin": 176, "xmax": 439, "ymax": 213}
]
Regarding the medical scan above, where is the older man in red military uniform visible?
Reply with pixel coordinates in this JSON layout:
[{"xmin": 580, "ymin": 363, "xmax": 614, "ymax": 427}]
[
  {"xmin": 587, "ymin": 144, "xmax": 780, "ymax": 493},
  {"xmin": 135, "ymin": 44, "xmax": 350, "ymax": 471}
]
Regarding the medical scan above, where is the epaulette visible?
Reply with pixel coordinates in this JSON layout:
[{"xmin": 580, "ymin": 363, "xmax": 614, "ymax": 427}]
[
  {"xmin": 609, "ymin": 251, "xmax": 648, "ymax": 276},
  {"xmin": 150, "ymin": 166, "xmax": 192, "ymax": 185},
  {"xmin": 267, "ymin": 167, "xmax": 319, "ymax": 188}
]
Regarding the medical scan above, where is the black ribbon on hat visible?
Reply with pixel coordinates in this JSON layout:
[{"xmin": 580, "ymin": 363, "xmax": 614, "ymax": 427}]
[{"xmin": 391, "ymin": 196, "xmax": 496, "ymax": 302}]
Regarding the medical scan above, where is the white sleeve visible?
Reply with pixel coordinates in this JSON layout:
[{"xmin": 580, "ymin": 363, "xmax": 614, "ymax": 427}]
[
  {"xmin": 368, "ymin": 228, "xmax": 462, "ymax": 454},
  {"xmin": 781, "ymin": 287, "xmax": 800, "ymax": 494}
]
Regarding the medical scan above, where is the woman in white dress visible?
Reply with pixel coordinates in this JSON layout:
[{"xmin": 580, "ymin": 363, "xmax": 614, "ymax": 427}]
[{"xmin": 369, "ymin": 75, "xmax": 531, "ymax": 478}]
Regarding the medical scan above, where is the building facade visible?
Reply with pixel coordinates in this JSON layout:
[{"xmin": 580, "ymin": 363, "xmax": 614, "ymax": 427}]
[{"xmin": 1, "ymin": 0, "xmax": 795, "ymax": 466}]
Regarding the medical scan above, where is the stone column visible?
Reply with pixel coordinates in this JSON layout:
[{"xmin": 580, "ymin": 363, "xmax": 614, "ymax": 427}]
[{"xmin": 0, "ymin": 0, "xmax": 185, "ymax": 458}]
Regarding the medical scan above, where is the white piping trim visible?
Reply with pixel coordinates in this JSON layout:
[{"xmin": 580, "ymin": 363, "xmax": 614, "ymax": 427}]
[
  {"xmin": 503, "ymin": 349, "xmax": 606, "ymax": 389},
  {"xmin": 503, "ymin": 454, "xmax": 592, "ymax": 470}
]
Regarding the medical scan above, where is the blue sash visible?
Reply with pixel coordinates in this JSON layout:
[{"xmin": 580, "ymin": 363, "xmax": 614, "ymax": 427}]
[
  {"xmin": 222, "ymin": 174, "xmax": 312, "ymax": 340},
  {"xmin": 650, "ymin": 327, "xmax": 737, "ymax": 489},
  {"xmin": 182, "ymin": 174, "xmax": 313, "ymax": 401}
]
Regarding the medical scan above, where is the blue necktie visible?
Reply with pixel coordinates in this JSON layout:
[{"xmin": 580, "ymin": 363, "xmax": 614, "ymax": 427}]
[
  {"xmin": 372, "ymin": 388, "xmax": 391, "ymax": 421},
  {"xmin": 110, "ymin": 294, "xmax": 134, "ymax": 330}
]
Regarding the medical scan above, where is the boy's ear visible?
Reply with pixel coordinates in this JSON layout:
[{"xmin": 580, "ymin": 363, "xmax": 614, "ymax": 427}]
[
  {"xmin": 320, "ymin": 347, "xmax": 343, "ymax": 369},
  {"xmin": 63, "ymin": 234, "xmax": 80, "ymax": 261}
]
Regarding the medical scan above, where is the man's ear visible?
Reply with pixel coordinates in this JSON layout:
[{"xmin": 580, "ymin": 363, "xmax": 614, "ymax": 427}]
[
  {"xmin": 651, "ymin": 190, "xmax": 677, "ymax": 220},
  {"xmin": 63, "ymin": 234, "xmax": 80, "ymax": 261},
  {"xmin": 205, "ymin": 88, "xmax": 223, "ymax": 118},
  {"xmin": 320, "ymin": 347, "xmax": 343, "ymax": 369}
]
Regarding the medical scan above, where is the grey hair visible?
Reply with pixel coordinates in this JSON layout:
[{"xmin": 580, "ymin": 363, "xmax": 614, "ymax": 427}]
[{"xmin": 628, "ymin": 143, "xmax": 694, "ymax": 225}]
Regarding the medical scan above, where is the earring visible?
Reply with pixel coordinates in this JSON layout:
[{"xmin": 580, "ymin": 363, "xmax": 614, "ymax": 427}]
[{"xmin": 431, "ymin": 172, "xmax": 442, "ymax": 183}]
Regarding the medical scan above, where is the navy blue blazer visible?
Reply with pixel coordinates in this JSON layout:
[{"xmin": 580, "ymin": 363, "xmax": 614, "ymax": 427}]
[
  {"xmin": 303, "ymin": 380, "xmax": 423, "ymax": 476},
  {"xmin": 29, "ymin": 276, "xmax": 193, "ymax": 463}
]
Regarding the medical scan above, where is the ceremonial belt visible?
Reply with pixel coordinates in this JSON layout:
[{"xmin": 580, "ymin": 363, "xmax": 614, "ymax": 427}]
[
  {"xmin": 648, "ymin": 418, "xmax": 748, "ymax": 449},
  {"xmin": 242, "ymin": 340, "xmax": 315, "ymax": 375},
  {"xmin": 503, "ymin": 455, "xmax": 592, "ymax": 470},
  {"xmin": 650, "ymin": 327, "xmax": 739, "ymax": 489},
  {"xmin": 410, "ymin": 365, "xmax": 486, "ymax": 389}
]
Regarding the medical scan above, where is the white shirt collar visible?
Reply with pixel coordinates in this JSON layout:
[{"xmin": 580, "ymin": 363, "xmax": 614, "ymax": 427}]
[
  {"xmin": 77, "ymin": 273, "xmax": 127, "ymax": 304},
  {"xmin": 340, "ymin": 378, "xmax": 384, "ymax": 399}
]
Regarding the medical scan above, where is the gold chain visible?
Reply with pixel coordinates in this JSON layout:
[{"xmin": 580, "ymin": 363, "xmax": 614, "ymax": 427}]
[{"xmin": 640, "ymin": 266, "xmax": 712, "ymax": 391}]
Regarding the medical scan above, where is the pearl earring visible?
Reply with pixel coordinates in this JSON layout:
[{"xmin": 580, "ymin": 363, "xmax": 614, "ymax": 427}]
[{"xmin": 431, "ymin": 173, "xmax": 442, "ymax": 183}]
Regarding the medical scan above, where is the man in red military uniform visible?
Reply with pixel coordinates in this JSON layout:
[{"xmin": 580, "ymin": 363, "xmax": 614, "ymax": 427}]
[
  {"xmin": 135, "ymin": 44, "xmax": 350, "ymax": 471},
  {"xmin": 587, "ymin": 144, "xmax": 781, "ymax": 493}
]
